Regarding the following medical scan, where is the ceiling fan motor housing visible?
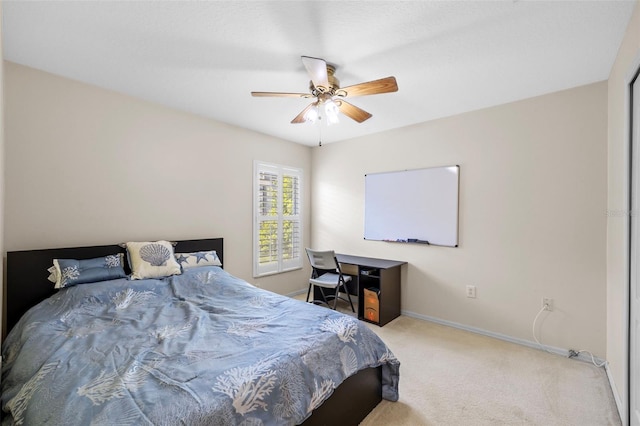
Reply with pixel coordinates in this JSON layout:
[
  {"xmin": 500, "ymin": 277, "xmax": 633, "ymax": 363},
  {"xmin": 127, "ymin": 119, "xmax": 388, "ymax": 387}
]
[{"xmin": 309, "ymin": 64, "xmax": 340, "ymax": 96}]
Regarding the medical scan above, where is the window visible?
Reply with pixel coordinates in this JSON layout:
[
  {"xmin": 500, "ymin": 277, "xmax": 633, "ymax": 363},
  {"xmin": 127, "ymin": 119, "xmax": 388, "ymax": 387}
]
[{"xmin": 253, "ymin": 161, "xmax": 302, "ymax": 277}]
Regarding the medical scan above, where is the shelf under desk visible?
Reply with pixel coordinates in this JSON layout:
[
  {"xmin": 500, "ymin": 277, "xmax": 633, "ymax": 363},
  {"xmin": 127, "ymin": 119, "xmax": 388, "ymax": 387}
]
[{"xmin": 335, "ymin": 254, "xmax": 406, "ymax": 326}]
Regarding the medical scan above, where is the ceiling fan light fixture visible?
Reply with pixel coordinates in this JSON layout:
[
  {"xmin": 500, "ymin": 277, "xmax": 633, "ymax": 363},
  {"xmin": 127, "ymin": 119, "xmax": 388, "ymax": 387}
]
[
  {"xmin": 304, "ymin": 106, "xmax": 319, "ymax": 123},
  {"xmin": 324, "ymin": 99, "xmax": 340, "ymax": 125}
]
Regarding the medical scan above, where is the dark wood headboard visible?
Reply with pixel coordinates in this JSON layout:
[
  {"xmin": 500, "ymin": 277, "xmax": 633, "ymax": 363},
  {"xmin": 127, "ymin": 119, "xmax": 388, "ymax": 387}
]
[{"xmin": 3, "ymin": 238, "xmax": 223, "ymax": 338}]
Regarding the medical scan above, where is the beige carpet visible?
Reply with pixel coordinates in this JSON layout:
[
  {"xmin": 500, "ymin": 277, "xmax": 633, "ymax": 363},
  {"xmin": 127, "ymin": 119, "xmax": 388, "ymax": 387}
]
[{"xmin": 295, "ymin": 295, "xmax": 621, "ymax": 425}]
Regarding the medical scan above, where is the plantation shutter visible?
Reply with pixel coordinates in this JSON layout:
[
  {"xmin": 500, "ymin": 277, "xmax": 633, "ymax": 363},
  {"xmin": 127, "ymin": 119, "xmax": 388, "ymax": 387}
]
[{"xmin": 254, "ymin": 162, "xmax": 302, "ymax": 277}]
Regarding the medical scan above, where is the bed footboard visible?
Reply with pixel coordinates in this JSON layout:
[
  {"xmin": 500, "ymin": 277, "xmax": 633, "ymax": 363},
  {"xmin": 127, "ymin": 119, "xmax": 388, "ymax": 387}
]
[{"xmin": 302, "ymin": 366, "xmax": 382, "ymax": 425}]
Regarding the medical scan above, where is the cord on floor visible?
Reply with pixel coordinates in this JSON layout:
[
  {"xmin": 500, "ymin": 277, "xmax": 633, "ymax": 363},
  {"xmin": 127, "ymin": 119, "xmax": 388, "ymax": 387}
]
[
  {"xmin": 532, "ymin": 305, "xmax": 607, "ymax": 368},
  {"xmin": 571, "ymin": 350, "xmax": 607, "ymax": 368}
]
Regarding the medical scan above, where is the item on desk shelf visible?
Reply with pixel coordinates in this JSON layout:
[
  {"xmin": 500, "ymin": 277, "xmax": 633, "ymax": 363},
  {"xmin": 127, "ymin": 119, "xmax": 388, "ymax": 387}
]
[{"xmin": 364, "ymin": 287, "xmax": 380, "ymax": 323}]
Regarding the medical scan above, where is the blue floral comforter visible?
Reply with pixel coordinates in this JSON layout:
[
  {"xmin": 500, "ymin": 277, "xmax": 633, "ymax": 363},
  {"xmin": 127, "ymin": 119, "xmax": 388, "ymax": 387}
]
[{"xmin": 1, "ymin": 266, "xmax": 400, "ymax": 425}]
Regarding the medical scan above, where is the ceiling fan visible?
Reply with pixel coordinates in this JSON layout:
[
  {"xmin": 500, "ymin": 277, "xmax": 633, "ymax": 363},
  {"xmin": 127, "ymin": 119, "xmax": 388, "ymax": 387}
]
[{"xmin": 251, "ymin": 56, "xmax": 398, "ymax": 125}]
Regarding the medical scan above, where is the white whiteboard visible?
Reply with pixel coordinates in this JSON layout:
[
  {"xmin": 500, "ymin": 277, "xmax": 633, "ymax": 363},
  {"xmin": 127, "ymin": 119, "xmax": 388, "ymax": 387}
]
[{"xmin": 364, "ymin": 165, "xmax": 459, "ymax": 247}]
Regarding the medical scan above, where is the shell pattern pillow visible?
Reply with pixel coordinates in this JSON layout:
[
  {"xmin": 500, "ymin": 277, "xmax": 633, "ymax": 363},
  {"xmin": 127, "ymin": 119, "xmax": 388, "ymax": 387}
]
[{"xmin": 126, "ymin": 240, "xmax": 182, "ymax": 280}]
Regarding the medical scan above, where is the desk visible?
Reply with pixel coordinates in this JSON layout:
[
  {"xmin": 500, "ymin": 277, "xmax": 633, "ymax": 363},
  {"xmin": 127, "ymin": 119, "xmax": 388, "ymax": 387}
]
[{"xmin": 336, "ymin": 254, "xmax": 406, "ymax": 326}]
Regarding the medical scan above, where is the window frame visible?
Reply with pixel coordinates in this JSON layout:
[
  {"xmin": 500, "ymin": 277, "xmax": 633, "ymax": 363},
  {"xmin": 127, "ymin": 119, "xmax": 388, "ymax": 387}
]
[{"xmin": 253, "ymin": 161, "xmax": 303, "ymax": 277}]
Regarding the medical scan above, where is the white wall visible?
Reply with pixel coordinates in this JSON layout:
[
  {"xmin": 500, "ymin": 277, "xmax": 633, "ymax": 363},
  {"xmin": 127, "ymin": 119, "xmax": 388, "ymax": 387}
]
[
  {"xmin": 311, "ymin": 82, "xmax": 608, "ymax": 356},
  {"xmin": 3, "ymin": 61, "xmax": 312, "ymax": 295},
  {"xmin": 607, "ymin": 0, "xmax": 640, "ymax": 420}
]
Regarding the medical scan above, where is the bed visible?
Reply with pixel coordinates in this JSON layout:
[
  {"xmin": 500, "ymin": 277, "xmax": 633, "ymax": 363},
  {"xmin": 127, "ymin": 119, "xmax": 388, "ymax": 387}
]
[{"xmin": 1, "ymin": 238, "xmax": 400, "ymax": 425}]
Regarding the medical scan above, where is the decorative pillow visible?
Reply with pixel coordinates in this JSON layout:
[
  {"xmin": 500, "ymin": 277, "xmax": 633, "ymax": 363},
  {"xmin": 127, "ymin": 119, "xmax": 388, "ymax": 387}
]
[
  {"xmin": 125, "ymin": 240, "xmax": 182, "ymax": 280},
  {"xmin": 174, "ymin": 250, "xmax": 222, "ymax": 270},
  {"xmin": 48, "ymin": 254, "xmax": 126, "ymax": 289}
]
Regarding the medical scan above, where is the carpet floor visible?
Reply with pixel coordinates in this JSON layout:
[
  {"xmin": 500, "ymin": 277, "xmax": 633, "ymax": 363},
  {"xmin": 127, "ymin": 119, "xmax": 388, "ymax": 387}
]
[{"xmin": 295, "ymin": 295, "xmax": 621, "ymax": 425}]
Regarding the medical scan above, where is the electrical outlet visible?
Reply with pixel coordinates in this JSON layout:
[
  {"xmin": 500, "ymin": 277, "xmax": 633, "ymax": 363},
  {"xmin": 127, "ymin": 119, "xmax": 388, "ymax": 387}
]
[
  {"xmin": 542, "ymin": 297, "xmax": 553, "ymax": 311},
  {"xmin": 466, "ymin": 285, "xmax": 477, "ymax": 298}
]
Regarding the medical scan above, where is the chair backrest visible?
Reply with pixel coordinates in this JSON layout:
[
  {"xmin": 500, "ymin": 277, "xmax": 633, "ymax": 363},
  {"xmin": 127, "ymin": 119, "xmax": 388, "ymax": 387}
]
[{"xmin": 305, "ymin": 248, "xmax": 338, "ymax": 272}]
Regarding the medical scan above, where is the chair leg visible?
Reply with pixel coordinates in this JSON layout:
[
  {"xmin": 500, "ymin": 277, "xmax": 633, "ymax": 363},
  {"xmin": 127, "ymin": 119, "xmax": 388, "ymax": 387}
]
[
  {"xmin": 306, "ymin": 284, "xmax": 312, "ymax": 303},
  {"xmin": 344, "ymin": 285, "xmax": 355, "ymax": 312},
  {"xmin": 310, "ymin": 284, "xmax": 352, "ymax": 311},
  {"xmin": 318, "ymin": 287, "xmax": 331, "ymax": 307},
  {"xmin": 337, "ymin": 281, "xmax": 355, "ymax": 312},
  {"xmin": 309, "ymin": 285, "xmax": 331, "ymax": 307}
]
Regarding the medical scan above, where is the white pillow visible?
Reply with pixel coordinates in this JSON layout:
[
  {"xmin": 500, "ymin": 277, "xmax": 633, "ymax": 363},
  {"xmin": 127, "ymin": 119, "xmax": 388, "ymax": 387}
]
[
  {"xmin": 175, "ymin": 250, "xmax": 222, "ymax": 270},
  {"xmin": 125, "ymin": 240, "xmax": 182, "ymax": 280}
]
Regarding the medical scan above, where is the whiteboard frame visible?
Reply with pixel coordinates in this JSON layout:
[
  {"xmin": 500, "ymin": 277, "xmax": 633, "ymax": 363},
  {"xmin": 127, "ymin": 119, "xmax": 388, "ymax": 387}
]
[{"xmin": 364, "ymin": 165, "xmax": 459, "ymax": 247}]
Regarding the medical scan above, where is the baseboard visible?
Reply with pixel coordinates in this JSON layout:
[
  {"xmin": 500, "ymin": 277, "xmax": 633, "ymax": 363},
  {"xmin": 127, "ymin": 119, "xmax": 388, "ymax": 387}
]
[
  {"xmin": 401, "ymin": 309, "xmax": 607, "ymax": 366},
  {"xmin": 286, "ymin": 288, "xmax": 308, "ymax": 297},
  {"xmin": 605, "ymin": 362, "xmax": 625, "ymax": 425}
]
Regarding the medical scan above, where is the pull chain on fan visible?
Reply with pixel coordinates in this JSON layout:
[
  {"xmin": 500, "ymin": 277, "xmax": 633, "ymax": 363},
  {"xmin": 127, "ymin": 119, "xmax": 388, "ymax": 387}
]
[{"xmin": 251, "ymin": 56, "xmax": 398, "ymax": 125}]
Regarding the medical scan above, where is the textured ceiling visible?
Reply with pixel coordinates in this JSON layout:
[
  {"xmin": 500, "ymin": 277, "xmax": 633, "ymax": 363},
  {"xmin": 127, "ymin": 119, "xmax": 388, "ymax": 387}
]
[{"xmin": 2, "ymin": 1, "xmax": 636, "ymax": 146}]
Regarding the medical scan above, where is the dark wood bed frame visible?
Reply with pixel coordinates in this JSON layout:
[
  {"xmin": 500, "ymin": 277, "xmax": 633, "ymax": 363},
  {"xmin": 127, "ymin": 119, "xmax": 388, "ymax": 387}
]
[{"xmin": 2, "ymin": 237, "xmax": 382, "ymax": 425}]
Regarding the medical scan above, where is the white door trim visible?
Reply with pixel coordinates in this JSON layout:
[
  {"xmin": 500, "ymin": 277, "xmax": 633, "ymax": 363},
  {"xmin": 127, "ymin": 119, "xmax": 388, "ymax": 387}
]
[{"xmin": 626, "ymin": 49, "xmax": 640, "ymax": 426}]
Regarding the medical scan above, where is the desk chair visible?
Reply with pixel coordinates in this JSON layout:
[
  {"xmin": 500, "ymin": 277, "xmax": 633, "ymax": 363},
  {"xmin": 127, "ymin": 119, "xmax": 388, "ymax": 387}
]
[{"xmin": 305, "ymin": 248, "xmax": 355, "ymax": 312}]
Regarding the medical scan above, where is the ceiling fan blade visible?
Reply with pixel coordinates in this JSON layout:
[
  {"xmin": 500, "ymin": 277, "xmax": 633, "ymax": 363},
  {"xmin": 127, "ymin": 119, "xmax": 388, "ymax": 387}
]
[
  {"xmin": 251, "ymin": 91, "xmax": 312, "ymax": 98},
  {"xmin": 291, "ymin": 102, "xmax": 318, "ymax": 124},
  {"xmin": 338, "ymin": 76, "xmax": 398, "ymax": 97},
  {"xmin": 301, "ymin": 56, "xmax": 329, "ymax": 90},
  {"xmin": 337, "ymin": 100, "xmax": 372, "ymax": 123}
]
